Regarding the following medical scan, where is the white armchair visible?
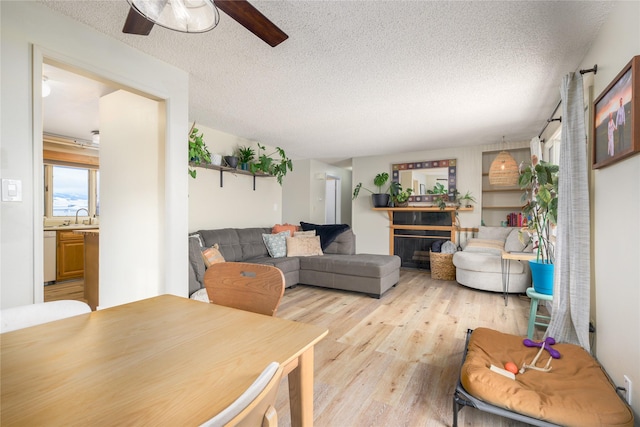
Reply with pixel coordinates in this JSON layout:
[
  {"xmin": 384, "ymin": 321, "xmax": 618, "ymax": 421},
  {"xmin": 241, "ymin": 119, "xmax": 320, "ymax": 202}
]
[{"xmin": 452, "ymin": 227, "xmax": 532, "ymax": 293}]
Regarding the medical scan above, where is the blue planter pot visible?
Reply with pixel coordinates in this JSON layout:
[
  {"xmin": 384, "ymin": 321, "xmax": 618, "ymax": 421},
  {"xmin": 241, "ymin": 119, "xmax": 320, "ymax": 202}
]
[{"xmin": 529, "ymin": 260, "xmax": 554, "ymax": 295}]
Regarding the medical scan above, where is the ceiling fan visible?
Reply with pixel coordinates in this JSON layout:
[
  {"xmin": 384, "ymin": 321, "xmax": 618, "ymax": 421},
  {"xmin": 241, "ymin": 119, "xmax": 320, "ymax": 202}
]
[{"xmin": 122, "ymin": 0, "xmax": 288, "ymax": 47}]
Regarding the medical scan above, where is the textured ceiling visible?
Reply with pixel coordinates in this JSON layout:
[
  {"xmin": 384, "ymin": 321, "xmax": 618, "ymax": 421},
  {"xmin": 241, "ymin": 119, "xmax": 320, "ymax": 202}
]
[{"xmin": 39, "ymin": 0, "xmax": 613, "ymax": 163}]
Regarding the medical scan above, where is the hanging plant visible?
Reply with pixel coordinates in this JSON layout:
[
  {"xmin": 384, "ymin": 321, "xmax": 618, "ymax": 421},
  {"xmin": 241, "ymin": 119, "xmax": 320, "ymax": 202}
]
[
  {"xmin": 188, "ymin": 122, "xmax": 212, "ymax": 178},
  {"xmin": 249, "ymin": 143, "xmax": 293, "ymax": 185}
]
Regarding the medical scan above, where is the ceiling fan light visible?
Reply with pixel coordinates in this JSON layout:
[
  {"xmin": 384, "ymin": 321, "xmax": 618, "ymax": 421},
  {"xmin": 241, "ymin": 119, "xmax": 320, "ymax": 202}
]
[
  {"xmin": 128, "ymin": 0, "xmax": 219, "ymax": 33},
  {"xmin": 489, "ymin": 151, "xmax": 519, "ymax": 186}
]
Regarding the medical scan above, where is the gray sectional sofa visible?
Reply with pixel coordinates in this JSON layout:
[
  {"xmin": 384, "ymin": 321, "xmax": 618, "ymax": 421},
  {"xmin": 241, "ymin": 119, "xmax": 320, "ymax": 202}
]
[{"xmin": 189, "ymin": 226, "xmax": 401, "ymax": 298}]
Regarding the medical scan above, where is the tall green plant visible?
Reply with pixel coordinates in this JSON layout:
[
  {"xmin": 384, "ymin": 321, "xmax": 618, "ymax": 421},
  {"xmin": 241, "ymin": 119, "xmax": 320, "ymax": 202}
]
[{"xmin": 519, "ymin": 157, "xmax": 559, "ymax": 263}]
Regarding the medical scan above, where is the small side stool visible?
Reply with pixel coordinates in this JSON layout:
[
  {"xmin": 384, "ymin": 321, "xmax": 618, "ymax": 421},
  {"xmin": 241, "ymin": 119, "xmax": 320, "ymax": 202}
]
[{"xmin": 526, "ymin": 287, "xmax": 553, "ymax": 339}]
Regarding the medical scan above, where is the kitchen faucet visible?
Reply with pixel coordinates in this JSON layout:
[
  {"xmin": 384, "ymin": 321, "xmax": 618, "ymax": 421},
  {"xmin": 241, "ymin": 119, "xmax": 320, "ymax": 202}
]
[{"xmin": 75, "ymin": 208, "xmax": 89, "ymax": 224}]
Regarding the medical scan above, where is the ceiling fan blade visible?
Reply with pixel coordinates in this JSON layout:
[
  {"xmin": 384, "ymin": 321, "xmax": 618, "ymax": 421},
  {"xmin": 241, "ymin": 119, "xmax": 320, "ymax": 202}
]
[
  {"xmin": 122, "ymin": 6, "xmax": 155, "ymax": 35},
  {"xmin": 213, "ymin": 0, "xmax": 288, "ymax": 47}
]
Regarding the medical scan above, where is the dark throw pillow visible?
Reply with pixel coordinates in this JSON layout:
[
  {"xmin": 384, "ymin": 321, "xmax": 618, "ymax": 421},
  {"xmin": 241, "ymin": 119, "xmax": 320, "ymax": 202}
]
[
  {"xmin": 431, "ymin": 239, "xmax": 445, "ymax": 253},
  {"xmin": 299, "ymin": 222, "xmax": 350, "ymax": 251}
]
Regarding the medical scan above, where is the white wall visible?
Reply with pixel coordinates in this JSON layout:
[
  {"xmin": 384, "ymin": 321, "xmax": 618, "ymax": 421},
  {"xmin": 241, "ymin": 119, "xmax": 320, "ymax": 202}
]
[
  {"xmin": 351, "ymin": 140, "xmax": 527, "ymax": 254},
  {"xmin": 579, "ymin": 1, "xmax": 640, "ymax": 415},
  {"xmin": 100, "ymin": 91, "xmax": 163, "ymax": 308},
  {"xmin": 188, "ymin": 125, "xmax": 283, "ymax": 231},
  {"xmin": 282, "ymin": 160, "xmax": 311, "ymax": 224},
  {"xmin": 0, "ymin": 1, "xmax": 189, "ymax": 308},
  {"xmin": 282, "ymin": 159, "xmax": 352, "ymax": 226}
]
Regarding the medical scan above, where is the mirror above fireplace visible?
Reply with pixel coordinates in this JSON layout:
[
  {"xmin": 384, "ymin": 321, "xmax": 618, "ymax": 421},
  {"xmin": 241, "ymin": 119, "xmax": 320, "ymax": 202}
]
[{"xmin": 391, "ymin": 159, "xmax": 457, "ymax": 203}]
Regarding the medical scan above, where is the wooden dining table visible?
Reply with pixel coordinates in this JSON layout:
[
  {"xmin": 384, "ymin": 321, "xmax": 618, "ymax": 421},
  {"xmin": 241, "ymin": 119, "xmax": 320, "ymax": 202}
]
[{"xmin": 0, "ymin": 294, "xmax": 328, "ymax": 426}]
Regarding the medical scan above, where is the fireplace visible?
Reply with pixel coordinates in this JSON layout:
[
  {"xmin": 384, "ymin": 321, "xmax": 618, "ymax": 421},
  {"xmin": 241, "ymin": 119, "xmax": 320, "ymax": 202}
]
[
  {"xmin": 374, "ymin": 206, "xmax": 471, "ymax": 270},
  {"xmin": 392, "ymin": 210, "xmax": 452, "ymax": 269}
]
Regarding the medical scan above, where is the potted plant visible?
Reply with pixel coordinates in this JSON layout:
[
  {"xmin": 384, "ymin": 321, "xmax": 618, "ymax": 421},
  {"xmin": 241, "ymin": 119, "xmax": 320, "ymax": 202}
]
[
  {"xmin": 352, "ymin": 172, "xmax": 395, "ymax": 208},
  {"xmin": 519, "ymin": 156, "xmax": 559, "ymax": 295},
  {"xmin": 224, "ymin": 154, "xmax": 239, "ymax": 169},
  {"xmin": 456, "ymin": 190, "xmax": 477, "ymax": 208},
  {"xmin": 188, "ymin": 123, "xmax": 212, "ymax": 178},
  {"xmin": 427, "ymin": 182, "xmax": 449, "ymax": 209},
  {"xmin": 237, "ymin": 145, "xmax": 255, "ymax": 171},
  {"xmin": 392, "ymin": 185, "xmax": 413, "ymax": 207},
  {"xmin": 249, "ymin": 143, "xmax": 293, "ymax": 185}
]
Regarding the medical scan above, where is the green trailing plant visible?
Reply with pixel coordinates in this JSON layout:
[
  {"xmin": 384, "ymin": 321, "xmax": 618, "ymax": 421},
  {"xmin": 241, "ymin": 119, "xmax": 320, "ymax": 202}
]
[
  {"xmin": 519, "ymin": 157, "xmax": 559, "ymax": 263},
  {"xmin": 188, "ymin": 123, "xmax": 212, "ymax": 178},
  {"xmin": 352, "ymin": 172, "xmax": 392, "ymax": 199},
  {"xmin": 427, "ymin": 182, "xmax": 449, "ymax": 209},
  {"xmin": 249, "ymin": 143, "xmax": 293, "ymax": 185},
  {"xmin": 236, "ymin": 145, "xmax": 256, "ymax": 165}
]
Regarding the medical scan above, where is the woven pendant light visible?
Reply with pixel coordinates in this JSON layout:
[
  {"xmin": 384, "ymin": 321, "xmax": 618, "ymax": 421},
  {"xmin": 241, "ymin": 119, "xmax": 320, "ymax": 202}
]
[{"xmin": 489, "ymin": 151, "xmax": 519, "ymax": 186}]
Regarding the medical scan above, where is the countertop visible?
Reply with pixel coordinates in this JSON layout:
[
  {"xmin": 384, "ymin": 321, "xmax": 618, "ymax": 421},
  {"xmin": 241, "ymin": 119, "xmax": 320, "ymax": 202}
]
[
  {"xmin": 44, "ymin": 224, "xmax": 99, "ymax": 231},
  {"xmin": 73, "ymin": 229, "xmax": 99, "ymax": 235}
]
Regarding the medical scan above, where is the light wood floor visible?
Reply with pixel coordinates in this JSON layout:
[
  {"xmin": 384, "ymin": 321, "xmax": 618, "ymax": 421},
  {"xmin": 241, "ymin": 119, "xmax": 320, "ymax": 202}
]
[
  {"xmin": 44, "ymin": 280, "xmax": 87, "ymax": 305},
  {"xmin": 274, "ymin": 268, "xmax": 540, "ymax": 427},
  {"xmin": 41, "ymin": 269, "xmax": 541, "ymax": 425}
]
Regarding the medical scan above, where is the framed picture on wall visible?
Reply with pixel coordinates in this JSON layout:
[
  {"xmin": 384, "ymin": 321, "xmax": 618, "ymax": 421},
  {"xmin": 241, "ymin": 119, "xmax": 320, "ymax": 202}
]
[{"xmin": 593, "ymin": 55, "xmax": 639, "ymax": 169}]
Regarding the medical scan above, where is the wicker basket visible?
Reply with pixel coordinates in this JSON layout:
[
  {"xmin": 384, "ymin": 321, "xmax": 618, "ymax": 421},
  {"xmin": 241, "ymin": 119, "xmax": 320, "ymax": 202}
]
[{"xmin": 430, "ymin": 250, "xmax": 456, "ymax": 280}]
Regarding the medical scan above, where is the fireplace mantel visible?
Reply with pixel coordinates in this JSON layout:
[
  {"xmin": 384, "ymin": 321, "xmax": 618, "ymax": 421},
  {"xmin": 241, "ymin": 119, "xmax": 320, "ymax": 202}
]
[{"xmin": 373, "ymin": 206, "xmax": 472, "ymax": 218}]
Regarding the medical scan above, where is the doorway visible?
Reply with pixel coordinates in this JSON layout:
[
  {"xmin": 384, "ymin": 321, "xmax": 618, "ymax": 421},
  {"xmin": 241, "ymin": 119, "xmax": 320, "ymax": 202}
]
[
  {"xmin": 325, "ymin": 175, "xmax": 341, "ymax": 224},
  {"xmin": 37, "ymin": 57, "xmax": 164, "ymax": 309}
]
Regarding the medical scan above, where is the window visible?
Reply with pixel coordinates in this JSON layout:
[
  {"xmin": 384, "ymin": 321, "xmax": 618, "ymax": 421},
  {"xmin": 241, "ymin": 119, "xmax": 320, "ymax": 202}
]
[
  {"xmin": 52, "ymin": 166, "xmax": 88, "ymax": 216},
  {"xmin": 44, "ymin": 164, "xmax": 99, "ymax": 218},
  {"xmin": 544, "ymin": 127, "xmax": 562, "ymax": 166}
]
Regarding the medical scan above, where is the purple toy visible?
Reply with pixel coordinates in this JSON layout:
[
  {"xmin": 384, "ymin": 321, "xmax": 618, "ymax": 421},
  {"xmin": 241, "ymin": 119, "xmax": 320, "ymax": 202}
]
[{"xmin": 523, "ymin": 337, "xmax": 561, "ymax": 359}]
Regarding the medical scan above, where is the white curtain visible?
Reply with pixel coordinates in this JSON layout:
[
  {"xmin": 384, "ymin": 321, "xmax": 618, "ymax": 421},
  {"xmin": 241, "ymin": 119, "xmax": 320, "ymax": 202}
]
[
  {"xmin": 530, "ymin": 136, "xmax": 542, "ymax": 164},
  {"xmin": 546, "ymin": 72, "xmax": 591, "ymax": 351}
]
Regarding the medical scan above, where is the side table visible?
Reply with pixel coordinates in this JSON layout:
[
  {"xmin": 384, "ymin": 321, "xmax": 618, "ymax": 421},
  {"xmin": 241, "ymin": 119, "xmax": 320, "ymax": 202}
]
[{"xmin": 501, "ymin": 251, "xmax": 536, "ymax": 306}]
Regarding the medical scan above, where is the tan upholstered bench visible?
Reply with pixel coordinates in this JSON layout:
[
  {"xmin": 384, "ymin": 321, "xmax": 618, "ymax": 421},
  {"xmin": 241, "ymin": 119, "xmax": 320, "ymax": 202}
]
[{"xmin": 454, "ymin": 328, "xmax": 634, "ymax": 427}]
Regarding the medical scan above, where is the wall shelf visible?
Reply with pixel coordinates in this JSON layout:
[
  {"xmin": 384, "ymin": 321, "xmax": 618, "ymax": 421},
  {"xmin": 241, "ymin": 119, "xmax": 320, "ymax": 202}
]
[
  {"xmin": 482, "ymin": 205, "xmax": 524, "ymax": 210},
  {"xmin": 190, "ymin": 162, "xmax": 272, "ymax": 190},
  {"xmin": 482, "ymin": 188, "xmax": 522, "ymax": 193},
  {"xmin": 482, "ymin": 148, "xmax": 530, "ymax": 226}
]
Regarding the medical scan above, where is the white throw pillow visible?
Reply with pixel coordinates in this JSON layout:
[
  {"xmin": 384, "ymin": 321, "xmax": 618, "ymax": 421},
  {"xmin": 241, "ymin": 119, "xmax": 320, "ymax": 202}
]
[
  {"xmin": 286, "ymin": 236, "xmax": 323, "ymax": 257},
  {"xmin": 477, "ymin": 226, "xmax": 513, "ymax": 242}
]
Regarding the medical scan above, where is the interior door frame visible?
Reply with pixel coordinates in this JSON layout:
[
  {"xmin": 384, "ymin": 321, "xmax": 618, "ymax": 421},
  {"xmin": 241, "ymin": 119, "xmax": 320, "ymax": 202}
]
[{"xmin": 31, "ymin": 45, "xmax": 168, "ymax": 304}]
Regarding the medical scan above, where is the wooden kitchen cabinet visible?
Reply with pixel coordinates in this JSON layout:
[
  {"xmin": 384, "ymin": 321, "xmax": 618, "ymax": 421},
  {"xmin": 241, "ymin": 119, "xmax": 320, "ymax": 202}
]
[
  {"xmin": 56, "ymin": 231, "xmax": 84, "ymax": 281},
  {"xmin": 74, "ymin": 230, "xmax": 99, "ymax": 311}
]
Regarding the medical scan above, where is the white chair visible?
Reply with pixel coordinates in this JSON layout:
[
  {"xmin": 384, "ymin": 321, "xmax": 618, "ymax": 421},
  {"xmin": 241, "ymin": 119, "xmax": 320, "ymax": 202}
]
[
  {"xmin": 200, "ymin": 362, "xmax": 283, "ymax": 427},
  {"xmin": 0, "ymin": 300, "xmax": 91, "ymax": 333}
]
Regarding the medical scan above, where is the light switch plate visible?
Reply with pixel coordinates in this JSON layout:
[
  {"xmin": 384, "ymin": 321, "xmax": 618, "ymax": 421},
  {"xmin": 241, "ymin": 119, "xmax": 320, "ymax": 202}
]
[{"xmin": 2, "ymin": 179, "xmax": 22, "ymax": 202}]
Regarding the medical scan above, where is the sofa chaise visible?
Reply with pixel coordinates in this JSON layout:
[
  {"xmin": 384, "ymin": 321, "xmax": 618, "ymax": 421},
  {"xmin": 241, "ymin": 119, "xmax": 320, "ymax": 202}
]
[
  {"xmin": 189, "ymin": 226, "xmax": 401, "ymax": 299},
  {"xmin": 452, "ymin": 226, "xmax": 532, "ymax": 293}
]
